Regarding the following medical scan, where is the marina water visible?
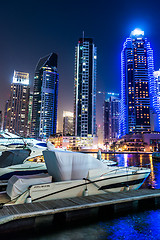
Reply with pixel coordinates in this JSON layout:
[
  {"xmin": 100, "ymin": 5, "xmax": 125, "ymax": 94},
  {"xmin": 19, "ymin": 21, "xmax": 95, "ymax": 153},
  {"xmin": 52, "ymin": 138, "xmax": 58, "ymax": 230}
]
[{"xmin": 5, "ymin": 153, "xmax": 160, "ymax": 239}]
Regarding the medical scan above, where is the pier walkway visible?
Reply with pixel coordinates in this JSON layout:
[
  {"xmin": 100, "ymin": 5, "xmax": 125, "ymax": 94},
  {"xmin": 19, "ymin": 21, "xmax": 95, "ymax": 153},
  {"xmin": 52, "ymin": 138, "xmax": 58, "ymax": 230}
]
[{"xmin": 0, "ymin": 189, "xmax": 160, "ymax": 233}]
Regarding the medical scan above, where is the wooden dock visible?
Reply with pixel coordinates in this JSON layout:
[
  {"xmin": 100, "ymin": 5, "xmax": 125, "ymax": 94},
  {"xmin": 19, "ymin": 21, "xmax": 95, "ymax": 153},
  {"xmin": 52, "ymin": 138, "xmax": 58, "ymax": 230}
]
[{"xmin": 0, "ymin": 188, "xmax": 160, "ymax": 233}]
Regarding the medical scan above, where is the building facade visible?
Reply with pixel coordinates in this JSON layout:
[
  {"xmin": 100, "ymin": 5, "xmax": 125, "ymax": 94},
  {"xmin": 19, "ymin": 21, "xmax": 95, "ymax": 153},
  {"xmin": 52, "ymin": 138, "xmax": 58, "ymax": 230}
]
[
  {"xmin": 31, "ymin": 53, "xmax": 59, "ymax": 139},
  {"xmin": 120, "ymin": 29, "xmax": 159, "ymax": 137},
  {"xmin": 104, "ymin": 95, "xmax": 120, "ymax": 143},
  {"xmin": 74, "ymin": 37, "xmax": 97, "ymax": 137},
  {"xmin": 63, "ymin": 111, "xmax": 74, "ymax": 136},
  {"xmin": 3, "ymin": 70, "xmax": 30, "ymax": 137}
]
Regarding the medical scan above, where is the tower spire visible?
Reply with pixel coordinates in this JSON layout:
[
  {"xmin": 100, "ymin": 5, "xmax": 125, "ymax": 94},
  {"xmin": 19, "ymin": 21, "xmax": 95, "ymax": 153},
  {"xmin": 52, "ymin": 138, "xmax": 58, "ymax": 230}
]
[{"xmin": 83, "ymin": 31, "xmax": 85, "ymax": 42}]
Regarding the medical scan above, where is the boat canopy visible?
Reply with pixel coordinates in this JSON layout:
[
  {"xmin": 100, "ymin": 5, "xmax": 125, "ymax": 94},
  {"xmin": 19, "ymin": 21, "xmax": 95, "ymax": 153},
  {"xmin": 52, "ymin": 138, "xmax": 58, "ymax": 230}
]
[
  {"xmin": 7, "ymin": 173, "xmax": 52, "ymax": 200},
  {"xmin": 43, "ymin": 150, "xmax": 105, "ymax": 181}
]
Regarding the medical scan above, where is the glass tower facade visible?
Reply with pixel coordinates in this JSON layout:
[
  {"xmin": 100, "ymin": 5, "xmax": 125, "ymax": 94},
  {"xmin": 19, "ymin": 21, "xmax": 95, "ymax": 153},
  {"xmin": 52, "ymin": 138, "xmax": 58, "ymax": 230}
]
[
  {"xmin": 31, "ymin": 53, "xmax": 59, "ymax": 139},
  {"xmin": 63, "ymin": 111, "xmax": 74, "ymax": 136},
  {"xmin": 120, "ymin": 29, "xmax": 159, "ymax": 136},
  {"xmin": 74, "ymin": 38, "xmax": 97, "ymax": 137}
]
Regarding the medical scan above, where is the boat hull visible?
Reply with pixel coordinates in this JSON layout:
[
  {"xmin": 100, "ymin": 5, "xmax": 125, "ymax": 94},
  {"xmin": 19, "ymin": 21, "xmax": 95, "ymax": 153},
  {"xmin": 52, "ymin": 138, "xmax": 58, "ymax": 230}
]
[{"xmin": 29, "ymin": 169, "xmax": 150, "ymax": 202}]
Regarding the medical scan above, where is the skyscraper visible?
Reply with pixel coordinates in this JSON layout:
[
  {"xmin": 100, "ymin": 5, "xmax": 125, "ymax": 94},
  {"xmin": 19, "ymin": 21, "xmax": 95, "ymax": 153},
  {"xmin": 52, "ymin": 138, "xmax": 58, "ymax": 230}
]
[
  {"xmin": 4, "ymin": 70, "xmax": 30, "ymax": 137},
  {"xmin": 74, "ymin": 37, "xmax": 97, "ymax": 137},
  {"xmin": 63, "ymin": 111, "xmax": 74, "ymax": 136},
  {"xmin": 104, "ymin": 95, "xmax": 120, "ymax": 142},
  {"xmin": 31, "ymin": 53, "xmax": 59, "ymax": 139},
  {"xmin": 120, "ymin": 29, "xmax": 159, "ymax": 137}
]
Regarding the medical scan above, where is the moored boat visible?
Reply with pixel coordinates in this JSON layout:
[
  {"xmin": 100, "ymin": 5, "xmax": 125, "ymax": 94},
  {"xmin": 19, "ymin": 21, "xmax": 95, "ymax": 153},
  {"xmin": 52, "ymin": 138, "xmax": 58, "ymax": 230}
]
[{"xmin": 0, "ymin": 150, "xmax": 151, "ymax": 205}]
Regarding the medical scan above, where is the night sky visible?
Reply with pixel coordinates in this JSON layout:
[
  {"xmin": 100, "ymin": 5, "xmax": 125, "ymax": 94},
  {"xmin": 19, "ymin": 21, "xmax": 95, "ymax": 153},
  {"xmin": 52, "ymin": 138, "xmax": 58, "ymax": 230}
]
[{"xmin": 0, "ymin": 0, "xmax": 160, "ymax": 129}]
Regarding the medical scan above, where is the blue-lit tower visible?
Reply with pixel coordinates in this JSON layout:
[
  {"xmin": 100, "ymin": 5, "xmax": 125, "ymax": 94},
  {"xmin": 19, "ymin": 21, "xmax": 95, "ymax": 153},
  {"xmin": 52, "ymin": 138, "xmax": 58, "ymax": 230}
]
[
  {"xmin": 120, "ymin": 29, "xmax": 159, "ymax": 137},
  {"xmin": 74, "ymin": 38, "xmax": 97, "ymax": 137},
  {"xmin": 31, "ymin": 53, "xmax": 59, "ymax": 139}
]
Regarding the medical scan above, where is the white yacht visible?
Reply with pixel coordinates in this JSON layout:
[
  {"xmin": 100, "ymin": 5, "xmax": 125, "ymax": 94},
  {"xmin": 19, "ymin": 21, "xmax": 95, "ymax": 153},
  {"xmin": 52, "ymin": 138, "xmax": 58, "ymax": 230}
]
[
  {"xmin": 0, "ymin": 146, "xmax": 47, "ymax": 180},
  {"xmin": 0, "ymin": 150, "xmax": 151, "ymax": 205}
]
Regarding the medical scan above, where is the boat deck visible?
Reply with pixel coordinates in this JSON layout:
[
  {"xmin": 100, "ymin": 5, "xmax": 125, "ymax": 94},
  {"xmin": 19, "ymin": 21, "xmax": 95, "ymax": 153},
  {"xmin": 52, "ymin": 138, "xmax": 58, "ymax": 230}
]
[{"xmin": 0, "ymin": 188, "xmax": 160, "ymax": 233}]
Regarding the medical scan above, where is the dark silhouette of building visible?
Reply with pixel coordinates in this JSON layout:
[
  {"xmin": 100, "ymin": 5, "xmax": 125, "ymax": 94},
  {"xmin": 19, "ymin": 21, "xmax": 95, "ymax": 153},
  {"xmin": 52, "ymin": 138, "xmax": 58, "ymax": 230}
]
[{"xmin": 31, "ymin": 53, "xmax": 59, "ymax": 139}]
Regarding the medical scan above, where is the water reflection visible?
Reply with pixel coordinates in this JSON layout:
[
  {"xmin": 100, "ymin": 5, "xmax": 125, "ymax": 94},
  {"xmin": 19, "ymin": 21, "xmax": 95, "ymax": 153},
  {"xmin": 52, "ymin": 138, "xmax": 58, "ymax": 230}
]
[
  {"xmin": 98, "ymin": 209, "xmax": 160, "ymax": 240},
  {"xmin": 149, "ymin": 154, "xmax": 156, "ymax": 188},
  {"xmin": 124, "ymin": 154, "xmax": 128, "ymax": 167}
]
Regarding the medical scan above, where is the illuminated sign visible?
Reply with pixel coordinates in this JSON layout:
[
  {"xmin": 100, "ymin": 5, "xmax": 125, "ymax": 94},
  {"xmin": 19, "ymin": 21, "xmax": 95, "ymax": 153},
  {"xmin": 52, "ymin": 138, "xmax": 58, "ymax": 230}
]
[{"xmin": 12, "ymin": 70, "xmax": 29, "ymax": 85}]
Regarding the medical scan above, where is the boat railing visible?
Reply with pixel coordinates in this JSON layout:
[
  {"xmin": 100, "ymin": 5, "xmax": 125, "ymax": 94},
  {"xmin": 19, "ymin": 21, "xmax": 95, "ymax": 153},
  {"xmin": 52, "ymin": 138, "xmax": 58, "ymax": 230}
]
[{"xmin": 100, "ymin": 164, "xmax": 150, "ymax": 178}]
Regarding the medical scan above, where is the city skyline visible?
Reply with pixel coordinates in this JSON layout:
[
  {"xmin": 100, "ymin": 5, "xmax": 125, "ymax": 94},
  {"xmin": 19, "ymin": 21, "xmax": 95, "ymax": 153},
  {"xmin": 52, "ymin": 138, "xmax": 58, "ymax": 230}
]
[{"xmin": 0, "ymin": 1, "xmax": 160, "ymax": 130}]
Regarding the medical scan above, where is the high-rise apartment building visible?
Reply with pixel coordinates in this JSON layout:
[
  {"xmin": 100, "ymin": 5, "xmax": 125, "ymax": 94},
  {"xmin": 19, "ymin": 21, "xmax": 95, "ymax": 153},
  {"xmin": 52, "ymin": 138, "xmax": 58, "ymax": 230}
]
[
  {"xmin": 31, "ymin": 53, "xmax": 59, "ymax": 139},
  {"xmin": 4, "ymin": 71, "xmax": 30, "ymax": 137},
  {"xmin": 63, "ymin": 111, "xmax": 74, "ymax": 136},
  {"xmin": 104, "ymin": 95, "xmax": 120, "ymax": 142},
  {"xmin": 74, "ymin": 37, "xmax": 97, "ymax": 137},
  {"xmin": 120, "ymin": 29, "xmax": 159, "ymax": 136}
]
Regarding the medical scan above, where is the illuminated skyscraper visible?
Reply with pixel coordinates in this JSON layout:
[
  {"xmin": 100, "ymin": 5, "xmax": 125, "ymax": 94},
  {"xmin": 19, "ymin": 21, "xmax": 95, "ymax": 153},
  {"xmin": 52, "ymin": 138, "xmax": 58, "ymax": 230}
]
[
  {"xmin": 120, "ymin": 29, "xmax": 159, "ymax": 136},
  {"xmin": 31, "ymin": 53, "xmax": 59, "ymax": 139},
  {"xmin": 74, "ymin": 37, "xmax": 97, "ymax": 137},
  {"xmin": 4, "ymin": 71, "xmax": 30, "ymax": 137},
  {"xmin": 63, "ymin": 111, "xmax": 74, "ymax": 136}
]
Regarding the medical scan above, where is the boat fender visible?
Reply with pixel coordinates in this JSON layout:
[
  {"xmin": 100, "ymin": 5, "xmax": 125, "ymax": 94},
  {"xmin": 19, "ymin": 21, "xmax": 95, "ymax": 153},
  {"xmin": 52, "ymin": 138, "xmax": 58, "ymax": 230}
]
[
  {"xmin": 83, "ymin": 188, "xmax": 88, "ymax": 196},
  {"xmin": 26, "ymin": 195, "xmax": 32, "ymax": 203},
  {"xmin": 124, "ymin": 185, "xmax": 130, "ymax": 191}
]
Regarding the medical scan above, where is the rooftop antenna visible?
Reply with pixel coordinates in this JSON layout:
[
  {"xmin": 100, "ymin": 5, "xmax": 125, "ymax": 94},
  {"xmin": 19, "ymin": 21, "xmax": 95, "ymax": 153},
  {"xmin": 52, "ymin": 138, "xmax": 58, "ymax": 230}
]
[{"xmin": 83, "ymin": 30, "xmax": 85, "ymax": 43}]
